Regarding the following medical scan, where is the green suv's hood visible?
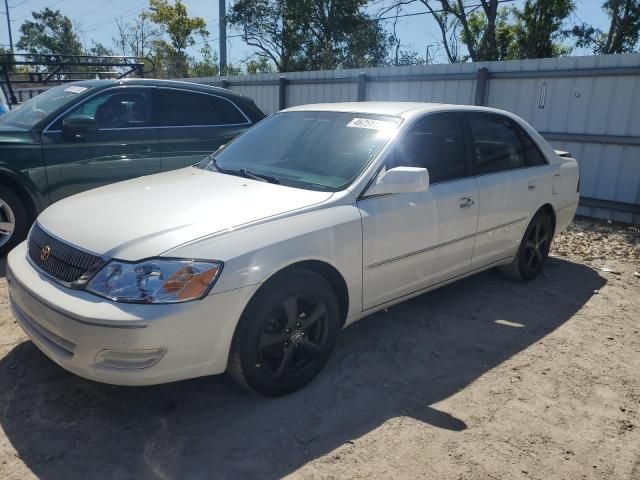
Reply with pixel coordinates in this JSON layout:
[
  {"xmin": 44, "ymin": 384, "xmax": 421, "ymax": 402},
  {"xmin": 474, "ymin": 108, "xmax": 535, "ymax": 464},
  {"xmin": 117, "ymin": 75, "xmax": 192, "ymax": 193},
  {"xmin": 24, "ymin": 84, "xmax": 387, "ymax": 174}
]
[{"xmin": 0, "ymin": 125, "xmax": 40, "ymax": 145}]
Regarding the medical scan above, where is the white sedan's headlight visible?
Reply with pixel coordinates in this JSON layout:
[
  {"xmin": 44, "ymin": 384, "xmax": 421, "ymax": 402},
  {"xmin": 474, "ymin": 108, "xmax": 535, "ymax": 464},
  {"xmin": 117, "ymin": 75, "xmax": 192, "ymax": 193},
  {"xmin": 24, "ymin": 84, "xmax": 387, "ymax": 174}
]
[{"xmin": 86, "ymin": 259, "xmax": 223, "ymax": 304}]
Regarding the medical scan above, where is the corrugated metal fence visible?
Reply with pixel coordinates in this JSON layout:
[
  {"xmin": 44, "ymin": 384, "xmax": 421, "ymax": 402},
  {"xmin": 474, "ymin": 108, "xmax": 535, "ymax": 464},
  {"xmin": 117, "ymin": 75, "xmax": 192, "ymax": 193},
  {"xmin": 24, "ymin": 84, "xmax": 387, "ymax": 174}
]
[
  {"xmin": 10, "ymin": 53, "xmax": 640, "ymax": 223},
  {"xmin": 187, "ymin": 53, "xmax": 640, "ymax": 224}
]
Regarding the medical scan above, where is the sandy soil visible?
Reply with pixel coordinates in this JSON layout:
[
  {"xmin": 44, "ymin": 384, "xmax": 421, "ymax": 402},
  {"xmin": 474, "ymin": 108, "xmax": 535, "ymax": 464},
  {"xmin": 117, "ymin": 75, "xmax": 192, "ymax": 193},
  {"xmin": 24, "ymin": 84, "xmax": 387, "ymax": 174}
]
[{"xmin": 0, "ymin": 218, "xmax": 638, "ymax": 480}]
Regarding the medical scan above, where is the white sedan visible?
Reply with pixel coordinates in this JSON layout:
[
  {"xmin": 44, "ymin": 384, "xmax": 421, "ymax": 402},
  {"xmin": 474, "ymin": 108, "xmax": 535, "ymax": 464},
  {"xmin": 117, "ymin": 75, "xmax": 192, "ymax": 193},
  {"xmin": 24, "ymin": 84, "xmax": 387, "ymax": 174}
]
[{"xmin": 7, "ymin": 102, "xmax": 579, "ymax": 396}]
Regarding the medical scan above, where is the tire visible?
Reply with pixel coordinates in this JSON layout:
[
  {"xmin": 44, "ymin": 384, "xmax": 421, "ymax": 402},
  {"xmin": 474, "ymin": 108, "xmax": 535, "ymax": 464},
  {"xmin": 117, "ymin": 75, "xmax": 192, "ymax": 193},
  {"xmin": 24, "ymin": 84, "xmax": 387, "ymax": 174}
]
[
  {"xmin": 227, "ymin": 268, "xmax": 342, "ymax": 396},
  {"xmin": 499, "ymin": 210, "xmax": 553, "ymax": 281},
  {"xmin": 0, "ymin": 186, "xmax": 29, "ymax": 257}
]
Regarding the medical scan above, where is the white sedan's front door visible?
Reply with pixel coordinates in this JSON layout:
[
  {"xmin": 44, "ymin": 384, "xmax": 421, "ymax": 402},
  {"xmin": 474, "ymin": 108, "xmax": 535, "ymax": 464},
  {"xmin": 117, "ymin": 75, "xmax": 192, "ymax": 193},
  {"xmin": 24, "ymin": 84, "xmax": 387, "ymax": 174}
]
[{"xmin": 358, "ymin": 113, "xmax": 479, "ymax": 310}]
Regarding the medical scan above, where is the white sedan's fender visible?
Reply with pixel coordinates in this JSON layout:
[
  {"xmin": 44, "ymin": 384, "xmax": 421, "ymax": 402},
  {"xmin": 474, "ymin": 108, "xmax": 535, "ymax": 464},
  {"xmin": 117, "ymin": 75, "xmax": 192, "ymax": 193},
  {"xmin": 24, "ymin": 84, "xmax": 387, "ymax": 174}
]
[{"xmin": 166, "ymin": 201, "xmax": 364, "ymax": 321}]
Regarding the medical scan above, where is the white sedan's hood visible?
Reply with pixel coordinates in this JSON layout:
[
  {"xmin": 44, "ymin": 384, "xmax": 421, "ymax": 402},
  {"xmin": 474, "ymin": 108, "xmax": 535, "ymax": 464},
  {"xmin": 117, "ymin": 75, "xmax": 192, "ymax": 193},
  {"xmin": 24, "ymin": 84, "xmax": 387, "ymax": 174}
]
[{"xmin": 38, "ymin": 168, "xmax": 333, "ymax": 260}]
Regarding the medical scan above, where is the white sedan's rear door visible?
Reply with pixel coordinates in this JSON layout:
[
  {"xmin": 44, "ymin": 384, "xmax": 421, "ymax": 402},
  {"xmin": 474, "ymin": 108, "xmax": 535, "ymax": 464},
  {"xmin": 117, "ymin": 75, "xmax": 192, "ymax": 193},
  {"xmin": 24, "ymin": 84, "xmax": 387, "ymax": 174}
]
[{"xmin": 466, "ymin": 112, "xmax": 549, "ymax": 267}]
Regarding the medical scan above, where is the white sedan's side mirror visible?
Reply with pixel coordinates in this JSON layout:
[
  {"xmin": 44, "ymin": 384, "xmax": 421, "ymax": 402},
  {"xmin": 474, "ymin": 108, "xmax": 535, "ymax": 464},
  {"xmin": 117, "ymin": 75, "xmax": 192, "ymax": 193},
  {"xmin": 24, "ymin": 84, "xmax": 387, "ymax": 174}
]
[{"xmin": 365, "ymin": 166, "xmax": 429, "ymax": 196}]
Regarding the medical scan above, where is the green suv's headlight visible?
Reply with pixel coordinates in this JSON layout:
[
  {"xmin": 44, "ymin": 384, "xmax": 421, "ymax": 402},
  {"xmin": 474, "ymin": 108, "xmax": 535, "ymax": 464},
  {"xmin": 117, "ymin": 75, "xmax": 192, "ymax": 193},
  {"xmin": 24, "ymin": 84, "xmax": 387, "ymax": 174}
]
[{"xmin": 86, "ymin": 258, "xmax": 223, "ymax": 304}]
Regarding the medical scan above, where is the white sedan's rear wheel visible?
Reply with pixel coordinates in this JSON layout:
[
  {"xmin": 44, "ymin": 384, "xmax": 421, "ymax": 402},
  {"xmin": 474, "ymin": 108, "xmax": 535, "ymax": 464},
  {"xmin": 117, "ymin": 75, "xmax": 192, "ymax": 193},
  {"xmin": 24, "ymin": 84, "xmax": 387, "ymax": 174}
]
[{"xmin": 500, "ymin": 210, "xmax": 552, "ymax": 281}]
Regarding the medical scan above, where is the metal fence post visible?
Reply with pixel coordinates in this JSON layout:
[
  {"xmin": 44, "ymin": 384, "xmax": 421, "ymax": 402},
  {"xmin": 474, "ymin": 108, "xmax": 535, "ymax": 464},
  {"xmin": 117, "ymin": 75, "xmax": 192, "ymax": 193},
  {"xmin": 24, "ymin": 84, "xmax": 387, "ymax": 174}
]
[
  {"xmin": 357, "ymin": 72, "xmax": 367, "ymax": 101},
  {"xmin": 475, "ymin": 67, "xmax": 489, "ymax": 106},
  {"xmin": 278, "ymin": 76, "xmax": 288, "ymax": 110}
]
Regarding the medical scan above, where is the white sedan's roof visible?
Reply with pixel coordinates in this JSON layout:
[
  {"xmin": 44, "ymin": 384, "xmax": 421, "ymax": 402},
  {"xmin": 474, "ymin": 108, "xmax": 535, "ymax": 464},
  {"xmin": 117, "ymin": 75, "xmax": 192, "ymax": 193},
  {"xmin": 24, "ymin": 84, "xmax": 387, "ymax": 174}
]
[{"xmin": 283, "ymin": 101, "xmax": 499, "ymax": 117}]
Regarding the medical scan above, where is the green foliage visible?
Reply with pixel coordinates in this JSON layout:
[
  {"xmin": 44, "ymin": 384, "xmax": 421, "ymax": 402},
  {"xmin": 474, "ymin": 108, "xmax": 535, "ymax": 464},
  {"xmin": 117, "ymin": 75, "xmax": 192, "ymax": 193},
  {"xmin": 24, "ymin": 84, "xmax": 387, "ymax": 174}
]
[
  {"xmin": 294, "ymin": 0, "xmax": 389, "ymax": 70},
  {"xmin": 189, "ymin": 43, "xmax": 220, "ymax": 77},
  {"xmin": 84, "ymin": 42, "xmax": 116, "ymax": 76},
  {"xmin": 15, "ymin": 9, "xmax": 117, "ymax": 77},
  {"xmin": 570, "ymin": 0, "xmax": 640, "ymax": 53},
  {"xmin": 394, "ymin": 50, "xmax": 425, "ymax": 66},
  {"xmin": 509, "ymin": 0, "xmax": 573, "ymax": 59},
  {"xmin": 459, "ymin": 0, "xmax": 572, "ymax": 61},
  {"xmin": 246, "ymin": 56, "xmax": 275, "ymax": 74},
  {"xmin": 16, "ymin": 8, "xmax": 83, "ymax": 56},
  {"xmin": 227, "ymin": 0, "xmax": 307, "ymax": 72},
  {"xmin": 144, "ymin": 0, "xmax": 209, "ymax": 77},
  {"xmin": 222, "ymin": 64, "xmax": 243, "ymax": 76},
  {"xmin": 113, "ymin": 15, "xmax": 158, "ymax": 59},
  {"xmin": 228, "ymin": 0, "xmax": 389, "ymax": 72},
  {"xmin": 0, "ymin": 47, "xmax": 16, "ymax": 74},
  {"xmin": 145, "ymin": 0, "xmax": 208, "ymax": 54}
]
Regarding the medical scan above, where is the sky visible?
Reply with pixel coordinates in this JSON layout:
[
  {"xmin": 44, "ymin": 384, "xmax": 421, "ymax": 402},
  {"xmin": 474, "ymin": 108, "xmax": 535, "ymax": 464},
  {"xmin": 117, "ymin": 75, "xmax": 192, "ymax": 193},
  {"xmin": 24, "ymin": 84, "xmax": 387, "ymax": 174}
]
[{"xmin": 1, "ymin": 0, "xmax": 612, "ymax": 68}]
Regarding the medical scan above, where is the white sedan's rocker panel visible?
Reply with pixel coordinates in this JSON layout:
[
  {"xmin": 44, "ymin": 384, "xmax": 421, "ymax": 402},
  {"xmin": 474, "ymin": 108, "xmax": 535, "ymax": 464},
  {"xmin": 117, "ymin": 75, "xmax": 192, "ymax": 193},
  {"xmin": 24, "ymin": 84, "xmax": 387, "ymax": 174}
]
[{"xmin": 7, "ymin": 101, "xmax": 579, "ymax": 388}]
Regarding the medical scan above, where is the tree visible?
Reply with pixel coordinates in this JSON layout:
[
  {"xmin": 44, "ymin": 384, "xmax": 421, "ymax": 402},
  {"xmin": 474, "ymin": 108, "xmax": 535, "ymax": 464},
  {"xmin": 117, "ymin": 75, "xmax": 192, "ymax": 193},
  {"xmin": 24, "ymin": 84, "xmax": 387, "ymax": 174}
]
[
  {"xmin": 293, "ymin": 0, "xmax": 389, "ymax": 70},
  {"xmin": 508, "ymin": 0, "xmax": 573, "ymax": 59},
  {"xmin": 144, "ymin": 0, "xmax": 209, "ymax": 77},
  {"xmin": 441, "ymin": 0, "xmax": 502, "ymax": 62},
  {"xmin": 378, "ymin": 0, "xmax": 503, "ymax": 62},
  {"xmin": 16, "ymin": 8, "xmax": 83, "ymax": 56},
  {"xmin": 113, "ymin": 15, "xmax": 158, "ymax": 59},
  {"xmin": 0, "ymin": 47, "xmax": 16, "ymax": 73},
  {"xmin": 228, "ymin": 0, "xmax": 304, "ymax": 72},
  {"xmin": 246, "ymin": 56, "xmax": 275, "ymax": 73},
  {"xmin": 189, "ymin": 43, "xmax": 220, "ymax": 77},
  {"xmin": 571, "ymin": 0, "xmax": 640, "ymax": 54},
  {"xmin": 112, "ymin": 15, "xmax": 158, "ymax": 75},
  {"xmin": 84, "ymin": 41, "xmax": 116, "ymax": 77},
  {"xmin": 229, "ymin": 0, "xmax": 389, "ymax": 72}
]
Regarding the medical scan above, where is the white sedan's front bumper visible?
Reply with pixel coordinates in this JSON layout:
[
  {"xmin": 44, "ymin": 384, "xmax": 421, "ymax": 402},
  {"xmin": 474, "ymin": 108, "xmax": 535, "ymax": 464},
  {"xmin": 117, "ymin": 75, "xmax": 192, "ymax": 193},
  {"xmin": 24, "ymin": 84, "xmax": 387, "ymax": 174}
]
[{"xmin": 7, "ymin": 242, "xmax": 256, "ymax": 386}]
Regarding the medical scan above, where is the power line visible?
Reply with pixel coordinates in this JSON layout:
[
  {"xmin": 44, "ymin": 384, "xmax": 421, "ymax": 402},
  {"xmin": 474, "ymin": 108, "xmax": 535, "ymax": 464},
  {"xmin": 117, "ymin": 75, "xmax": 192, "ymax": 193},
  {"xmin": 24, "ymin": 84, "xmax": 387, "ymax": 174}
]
[
  {"xmin": 83, "ymin": 1, "xmax": 147, "ymax": 31},
  {"xmin": 76, "ymin": 0, "xmax": 115, "ymax": 22},
  {"xmin": 9, "ymin": 0, "xmax": 30, "ymax": 8},
  {"xmin": 12, "ymin": 0, "xmax": 65, "ymax": 24},
  {"xmin": 377, "ymin": 0, "xmax": 515, "ymax": 21}
]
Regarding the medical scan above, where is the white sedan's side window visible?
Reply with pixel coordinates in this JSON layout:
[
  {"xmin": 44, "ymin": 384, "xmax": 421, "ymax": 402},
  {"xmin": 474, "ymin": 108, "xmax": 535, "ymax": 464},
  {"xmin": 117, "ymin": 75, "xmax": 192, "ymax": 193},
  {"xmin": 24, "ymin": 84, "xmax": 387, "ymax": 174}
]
[
  {"xmin": 388, "ymin": 113, "xmax": 468, "ymax": 184},
  {"xmin": 469, "ymin": 113, "xmax": 526, "ymax": 174}
]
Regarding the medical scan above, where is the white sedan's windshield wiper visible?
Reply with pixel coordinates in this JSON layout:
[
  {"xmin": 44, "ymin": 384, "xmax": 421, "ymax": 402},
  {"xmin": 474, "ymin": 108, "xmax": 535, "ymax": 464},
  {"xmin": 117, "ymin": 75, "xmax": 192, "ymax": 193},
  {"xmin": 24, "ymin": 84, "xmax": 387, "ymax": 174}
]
[
  {"xmin": 207, "ymin": 155, "xmax": 280, "ymax": 184},
  {"xmin": 239, "ymin": 168, "xmax": 280, "ymax": 184}
]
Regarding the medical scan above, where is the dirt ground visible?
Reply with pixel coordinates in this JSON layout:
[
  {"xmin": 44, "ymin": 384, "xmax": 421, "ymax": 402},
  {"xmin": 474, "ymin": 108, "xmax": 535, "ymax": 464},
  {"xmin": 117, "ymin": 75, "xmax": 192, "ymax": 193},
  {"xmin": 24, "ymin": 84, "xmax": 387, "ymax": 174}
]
[{"xmin": 0, "ymin": 217, "xmax": 638, "ymax": 480}]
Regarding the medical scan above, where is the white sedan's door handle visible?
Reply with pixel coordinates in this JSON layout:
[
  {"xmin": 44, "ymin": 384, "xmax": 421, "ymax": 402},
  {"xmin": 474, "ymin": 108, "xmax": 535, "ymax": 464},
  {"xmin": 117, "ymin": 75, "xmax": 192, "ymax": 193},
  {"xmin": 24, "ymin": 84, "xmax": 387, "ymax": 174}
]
[
  {"xmin": 459, "ymin": 197, "xmax": 475, "ymax": 209},
  {"xmin": 528, "ymin": 181, "xmax": 537, "ymax": 190}
]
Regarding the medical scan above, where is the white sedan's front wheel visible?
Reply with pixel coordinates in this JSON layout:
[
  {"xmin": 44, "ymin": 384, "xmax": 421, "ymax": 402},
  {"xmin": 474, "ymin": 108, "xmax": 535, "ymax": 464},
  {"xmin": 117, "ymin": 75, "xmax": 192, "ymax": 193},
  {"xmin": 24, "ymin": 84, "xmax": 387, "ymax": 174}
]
[{"xmin": 227, "ymin": 268, "xmax": 341, "ymax": 396}]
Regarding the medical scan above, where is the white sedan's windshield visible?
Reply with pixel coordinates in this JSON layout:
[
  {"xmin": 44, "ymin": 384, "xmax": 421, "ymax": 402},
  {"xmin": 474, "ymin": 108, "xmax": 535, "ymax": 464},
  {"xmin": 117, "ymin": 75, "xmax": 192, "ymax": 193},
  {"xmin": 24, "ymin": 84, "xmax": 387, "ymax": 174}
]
[
  {"xmin": 199, "ymin": 111, "xmax": 401, "ymax": 191},
  {"xmin": 0, "ymin": 84, "xmax": 92, "ymax": 128}
]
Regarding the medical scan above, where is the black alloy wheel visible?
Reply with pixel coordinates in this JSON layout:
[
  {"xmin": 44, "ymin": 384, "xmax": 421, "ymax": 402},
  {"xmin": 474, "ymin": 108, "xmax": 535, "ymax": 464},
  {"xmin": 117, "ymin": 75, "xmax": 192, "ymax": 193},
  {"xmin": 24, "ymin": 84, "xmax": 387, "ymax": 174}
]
[
  {"xmin": 500, "ymin": 210, "xmax": 553, "ymax": 281},
  {"xmin": 227, "ymin": 268, "xmax": 341, "ymax": 396},
  {"xmin": 258, "ymin": 293, "xmax": 329, "ymax": 379}
]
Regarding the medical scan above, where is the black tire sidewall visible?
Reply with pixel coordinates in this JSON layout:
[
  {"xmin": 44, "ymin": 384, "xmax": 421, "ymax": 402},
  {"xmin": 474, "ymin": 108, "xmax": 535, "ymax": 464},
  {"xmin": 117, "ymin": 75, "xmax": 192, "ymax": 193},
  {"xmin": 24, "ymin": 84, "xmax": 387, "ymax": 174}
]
[
  {"xmin": 0, "ymin": 186, "xmax": 29, "ymax": 257},
  {"xmin": 517, "ymin": 212, "xmax": 552, "ymax": 281},
  {"xmin": 233, "ymin": 270, "xmax": 341, "ymax": 396}
]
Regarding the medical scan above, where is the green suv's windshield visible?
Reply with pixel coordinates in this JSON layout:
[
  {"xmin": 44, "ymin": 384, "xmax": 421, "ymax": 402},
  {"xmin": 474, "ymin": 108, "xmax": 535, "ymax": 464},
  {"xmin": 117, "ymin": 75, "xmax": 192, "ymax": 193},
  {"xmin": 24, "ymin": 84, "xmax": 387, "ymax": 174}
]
[
  {"xmin": 198, "ymin": 111, "xmax": 401, "ymax": 191},
  {"xmin": 0, "ymin": 84, "xmax": 93, "ymax": 128}
]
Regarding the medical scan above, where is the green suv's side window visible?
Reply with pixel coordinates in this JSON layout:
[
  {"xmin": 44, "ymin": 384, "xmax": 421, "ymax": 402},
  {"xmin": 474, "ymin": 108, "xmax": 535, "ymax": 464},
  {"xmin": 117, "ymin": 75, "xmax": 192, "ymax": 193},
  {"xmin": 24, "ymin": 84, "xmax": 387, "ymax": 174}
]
[{"xmin": 50, "ymin": 89, "xmax": 152, "ymax": 130}]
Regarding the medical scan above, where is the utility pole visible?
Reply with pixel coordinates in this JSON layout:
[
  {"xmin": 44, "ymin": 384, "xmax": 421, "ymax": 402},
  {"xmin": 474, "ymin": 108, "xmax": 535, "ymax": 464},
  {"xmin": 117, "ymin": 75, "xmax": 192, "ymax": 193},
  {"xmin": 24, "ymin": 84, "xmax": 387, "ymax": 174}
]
[
  {"xmin": 219, "ymin": 0, "xmax": 226, "ymax": 75},
  {"xmin": 3, "ymin": 0, "xmax": 13, "ymax": 51}
]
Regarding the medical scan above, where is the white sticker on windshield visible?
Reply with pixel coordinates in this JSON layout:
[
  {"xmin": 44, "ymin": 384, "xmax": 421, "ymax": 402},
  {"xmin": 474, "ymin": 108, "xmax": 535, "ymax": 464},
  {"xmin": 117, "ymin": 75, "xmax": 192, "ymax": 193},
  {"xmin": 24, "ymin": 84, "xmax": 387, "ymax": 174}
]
[
  {"xmin": 65, "ymin": 86, "xmax": 88, "ymax": 94},
  {"xmin": 347, "ymin": 118, "xmax": 395, "ymax": 131}
]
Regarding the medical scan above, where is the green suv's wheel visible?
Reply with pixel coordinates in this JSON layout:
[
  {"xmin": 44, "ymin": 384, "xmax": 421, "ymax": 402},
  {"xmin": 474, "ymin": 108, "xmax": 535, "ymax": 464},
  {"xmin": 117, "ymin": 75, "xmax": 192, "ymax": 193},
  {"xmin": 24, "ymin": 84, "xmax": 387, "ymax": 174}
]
[
  {"xmin": 0, "ymin": 186, "xmax": 29, "ymax": 257},
  {"xmin": 500, "ymin": 210, "xmax": 553, "ymax": 281},
  {"xmin": 228, "ymin": 268, "xmax": 341, "ymax": 396}
]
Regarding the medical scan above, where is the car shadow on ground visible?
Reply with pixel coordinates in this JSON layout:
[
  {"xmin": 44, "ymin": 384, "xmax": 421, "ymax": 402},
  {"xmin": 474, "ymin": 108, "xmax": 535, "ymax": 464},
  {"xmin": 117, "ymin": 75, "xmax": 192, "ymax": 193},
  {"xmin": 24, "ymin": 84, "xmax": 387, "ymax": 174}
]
[{"xmin": 0, "ymin": 258, "xmax": 605, "ymax": 480}]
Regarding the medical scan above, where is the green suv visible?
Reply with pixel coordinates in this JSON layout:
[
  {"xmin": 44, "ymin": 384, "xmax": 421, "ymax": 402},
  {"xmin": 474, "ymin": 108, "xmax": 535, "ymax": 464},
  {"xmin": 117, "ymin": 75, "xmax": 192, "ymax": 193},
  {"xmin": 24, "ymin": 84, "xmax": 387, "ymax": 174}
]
[{"xmin": 0, "ymin": 79, "xmax": 265, "ymax": 255}]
